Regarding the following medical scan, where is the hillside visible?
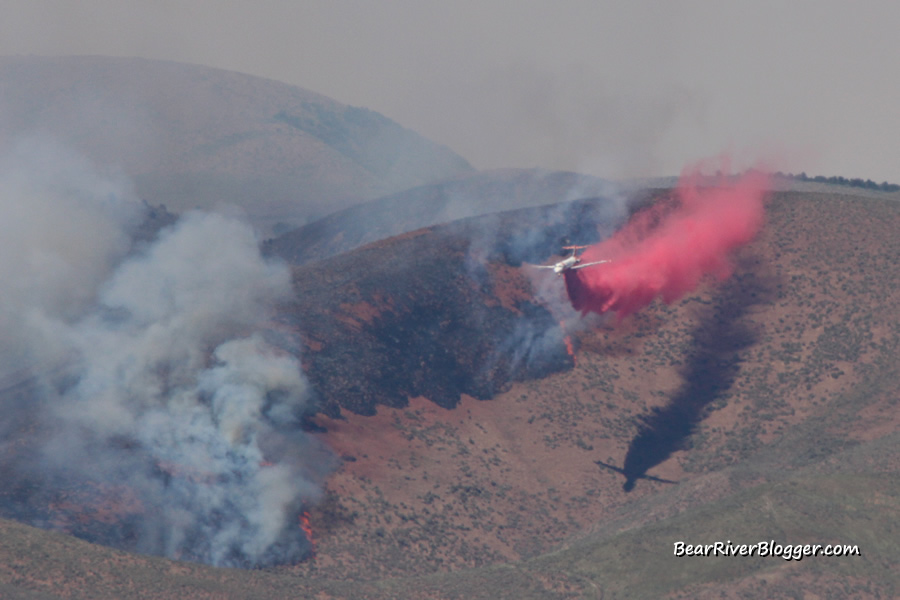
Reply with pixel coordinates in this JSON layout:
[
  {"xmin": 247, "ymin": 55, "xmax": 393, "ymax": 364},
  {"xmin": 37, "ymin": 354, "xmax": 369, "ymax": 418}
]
[
  {"xmin": 277, "ymin": 189, "xmax": 900, "ymax": 584},
  {"xmin": 2, "ymin": 187, "xmax": 900, "ymax": 598},
  {"xmin": 0, "ymin": 55, "xmax": 473, "ymax": 232},
  {"xmin": 264, "ymin": 168, "xmax": 623, "ymax": 265},
  {"xmin": 276, "ymin": 193, "xmax": 626, "ymax": 417}
]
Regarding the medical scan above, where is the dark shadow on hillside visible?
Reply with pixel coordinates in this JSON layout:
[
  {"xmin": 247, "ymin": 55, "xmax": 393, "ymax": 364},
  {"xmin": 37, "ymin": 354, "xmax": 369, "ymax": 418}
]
[{"xmin": 605, "ymin": 258, "xmax": 776, "ymax": 492}]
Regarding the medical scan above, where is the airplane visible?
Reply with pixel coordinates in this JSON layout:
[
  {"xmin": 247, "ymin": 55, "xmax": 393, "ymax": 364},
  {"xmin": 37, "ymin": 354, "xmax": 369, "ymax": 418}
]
[{"xmin": 529, "ymin": 245, "xmax": 611, "ymax": 275}]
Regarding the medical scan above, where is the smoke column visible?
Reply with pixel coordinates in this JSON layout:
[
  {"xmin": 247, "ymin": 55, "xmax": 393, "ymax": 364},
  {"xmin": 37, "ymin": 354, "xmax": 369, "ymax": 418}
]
[
  {"xmin": 565, "ymin": 162, "xmax": 769, "ymax": 319},
  {"xmin": 0, "ymin": 136, "xmax": 326, "ymax": 567}
]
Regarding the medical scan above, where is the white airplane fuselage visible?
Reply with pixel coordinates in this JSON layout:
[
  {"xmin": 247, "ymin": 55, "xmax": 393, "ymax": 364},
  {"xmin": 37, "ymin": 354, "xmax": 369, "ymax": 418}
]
[
  {"xmin": 530, "ymin": 248, "xmax": 611, "ymax": 275},
  {"xmin": 552, "ymin": 255, "xmax": 580, "ymax": 273}
]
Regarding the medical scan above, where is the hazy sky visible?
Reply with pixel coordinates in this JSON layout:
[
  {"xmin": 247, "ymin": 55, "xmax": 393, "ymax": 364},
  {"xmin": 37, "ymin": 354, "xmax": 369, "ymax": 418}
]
[{"xmin": 3, "ymin": 1, "xmax": 899, "ymax": 182}]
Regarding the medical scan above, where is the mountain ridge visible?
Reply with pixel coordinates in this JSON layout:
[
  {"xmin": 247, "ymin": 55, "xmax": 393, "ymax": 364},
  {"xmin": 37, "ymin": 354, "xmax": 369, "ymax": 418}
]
[
  {"xmin": 264, "ymin": 167, "xmax": 625, "ymax": 265},
  {"xmin": 0, "ymin": 55, "xmax": 473, "ymax": 232}
]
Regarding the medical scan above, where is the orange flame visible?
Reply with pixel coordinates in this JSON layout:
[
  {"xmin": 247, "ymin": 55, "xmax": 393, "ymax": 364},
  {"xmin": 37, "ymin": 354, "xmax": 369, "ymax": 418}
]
[
  {"xmin": 560, "ymin": 320, "xmax": 576, "ymax": 366},
  {"xmin": 299, "ymin": 511, "xmax": 316, "ymax": 558}
]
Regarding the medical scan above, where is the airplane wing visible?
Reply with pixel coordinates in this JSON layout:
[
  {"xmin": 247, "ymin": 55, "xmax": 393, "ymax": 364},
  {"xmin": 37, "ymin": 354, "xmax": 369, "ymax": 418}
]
[
  {"xmin": 528, "ymin": 264, "xmax": 558, "ymax": 270},
  {"xmin": 570, "ymin": 259, "xmax": 611, "ymax": 270}
]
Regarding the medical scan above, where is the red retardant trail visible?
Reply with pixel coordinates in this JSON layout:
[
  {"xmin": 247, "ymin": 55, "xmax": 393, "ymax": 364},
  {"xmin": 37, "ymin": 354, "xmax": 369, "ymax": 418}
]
[{"xmin": 565, "ymin": 166, "xmax": 770, "ymax": 320}]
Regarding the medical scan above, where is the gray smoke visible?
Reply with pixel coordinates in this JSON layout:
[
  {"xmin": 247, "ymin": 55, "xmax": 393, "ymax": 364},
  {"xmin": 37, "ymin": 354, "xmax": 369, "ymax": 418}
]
[
  {"xmin": 462, "ymin": 175, "xmax": 629, "ymax": 379},
  {"xmin": 0, "ymin": 136, "xmax": 325, "ymax": 567}
]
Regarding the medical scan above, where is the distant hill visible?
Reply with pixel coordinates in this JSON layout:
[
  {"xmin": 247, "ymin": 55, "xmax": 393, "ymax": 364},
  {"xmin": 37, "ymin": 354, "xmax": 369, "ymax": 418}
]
[
  {"xmin": 264, "ymin": 167, "xmax": 626, "ymax": 265},
  {"xmin": 0, "ymin": 55, "xmax": 474, "ymax": 231},
  {"xmin": 776, "ymin": 170, "xmax": 900, "ymax": 193},
  {"xmin": 265, "ymin": 167, "xmax": 900, "ymax": 269}
]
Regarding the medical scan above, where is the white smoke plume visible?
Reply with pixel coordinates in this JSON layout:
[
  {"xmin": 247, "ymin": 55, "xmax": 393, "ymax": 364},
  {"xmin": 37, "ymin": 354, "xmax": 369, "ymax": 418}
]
[{"xmin": 0, "ymin": 136, "xmax": 325, "ymax": 567}]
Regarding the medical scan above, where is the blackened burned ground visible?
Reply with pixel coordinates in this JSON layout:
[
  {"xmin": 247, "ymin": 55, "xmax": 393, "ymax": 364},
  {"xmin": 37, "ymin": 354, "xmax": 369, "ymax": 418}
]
[
  {"xmin": 272, "ymin": 190, "xmax": 689, "ymax": 418},
  {"xmin": 280, "ymin": 219, "xmax": 576, "ymax": 416},
  {"xmin": 270, "ymin": 191, "xmax": 666, "ymax": 417},
  {"xmin": 277, "ymin": 196, "xmax": 635, "ymax": 416}
]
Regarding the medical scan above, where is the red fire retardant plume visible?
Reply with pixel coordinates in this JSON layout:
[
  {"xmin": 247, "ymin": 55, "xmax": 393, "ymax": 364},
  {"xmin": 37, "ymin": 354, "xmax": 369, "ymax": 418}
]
[{"xmin": 565, "ymin": 166, "xmax": 770, "ymax": 319}]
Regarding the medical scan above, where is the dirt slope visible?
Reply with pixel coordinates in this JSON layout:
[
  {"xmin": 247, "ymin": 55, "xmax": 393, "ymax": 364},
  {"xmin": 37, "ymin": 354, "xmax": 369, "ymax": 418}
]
[
  {"xmin": 2, "ymin": 187, "xmax": 899, "ymax": 598},
  {"xmin": 286, "ymin": 189, "xmax": 900, "ymax": 587}
]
